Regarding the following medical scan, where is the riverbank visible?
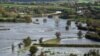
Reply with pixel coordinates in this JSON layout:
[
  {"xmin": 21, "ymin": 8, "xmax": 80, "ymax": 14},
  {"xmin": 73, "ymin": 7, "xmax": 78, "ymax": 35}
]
[
  {"xmin": 37, "ymin": 44, "xmax": 100, "ymax": 48},
  {"xmin": 43, "ymin": 38, "xmax": 60, "ymax": 44},
  {"xmin": 33, "ymin": 38, "xmax": 100, "ymax": 48},
  {"xmin": 0, "ymin": 15, "xmax": 32, "ymax": 23}
]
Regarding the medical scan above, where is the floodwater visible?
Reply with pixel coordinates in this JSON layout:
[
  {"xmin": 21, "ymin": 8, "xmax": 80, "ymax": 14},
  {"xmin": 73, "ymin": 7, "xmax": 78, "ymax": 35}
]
[
  {"xmin": 40, "ymin": 47, "xmax": 100, "ymax": 56},
  {"xmin": 0, "ymin": 17, "xmax": 100, "ymax": 56}
]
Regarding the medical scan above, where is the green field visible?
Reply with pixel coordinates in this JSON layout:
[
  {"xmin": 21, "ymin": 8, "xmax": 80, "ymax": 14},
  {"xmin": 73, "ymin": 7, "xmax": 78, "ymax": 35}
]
[
  {"xmin": 0, "ymin": 3, "xmax": 69, "ymax": 9},
  {"xmin": 43, "ymin": 38, "xmax": 60, "ymax": 44}
]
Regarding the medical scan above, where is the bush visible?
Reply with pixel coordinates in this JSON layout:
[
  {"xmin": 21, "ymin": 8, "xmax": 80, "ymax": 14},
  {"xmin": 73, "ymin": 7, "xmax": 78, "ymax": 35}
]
[
  {"xmin": 69, "ymin": 53, "xmax": 77, "ymax": 56},
  {"xmin": 96, "ymin": 27, "xmax": 100, "ymax": 31},
  {"xmin": 23, "ymin": 36, "xmax": 32, "ymax": 47},
  {"xmin": 66, "ymin": 20, "xmax": 71, "ymax": 26},
  {"xmin": 77, "ymin": 30, "xmax": 82, "ymax": 39},
  {"xmin": 23, "ymin": 16, "xmax": 32, "ymax": 23},
  {"xmin": 29, "ymin": 46, "xmax": 38, "ymax": 56},
  {"xmin": 59, "ymin": 14, "xmax": 69, "ymax": 19},
  {"xmin": 85, "ymin": 32, "xmax": 100, "ymax": 41},
  {"xmin": 65, "ymin": 26, "xmax": 69, "ymax": 30},
  {"xmin": 84, "ymin": 49, "xmax": 100, "ymax": 56}
]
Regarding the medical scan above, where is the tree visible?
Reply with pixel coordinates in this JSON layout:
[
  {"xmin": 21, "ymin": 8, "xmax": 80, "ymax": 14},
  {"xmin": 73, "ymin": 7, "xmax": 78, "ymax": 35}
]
[
  {"xmin": 0, "ymin": 6, "xmax": 5, "ymax": 14},
  {"xmin": 69, "ymin": 53, "xmax": 77, "ymax": 56},
  {"xmin": 77, "ymin": 30, "xmax": 82, "ymax": 39},
  {"xmin": 2, "ymin": 12, "xmax": 10, "ymax": 17},
  {"xmin": 65, "ymin": 26, "xmax": 69, "ymax": 30},
  {"xmin": 16, "ymin": 14, "xmax": 21, "ymax": 18},
  {"xmin": 86, "ymin": 19, "xmax": 92, "ymax": 26},
  {"xmin": 33, "ymin": 8, "xmax": 43, "ymax": 14},
  {"xmin": 55, "ymin": 32, "xmax": 61, "ymax": 39},
  {"xmin": 59, "ymin": 11, "xmax": 69, "ymax": 19},
  {"xmin": 39, "ymin": 38, "xmax": 43, "ymax": 44},
  {"xmin": 23, "ymin": 15, "xmax": 32, "ymax": 23},
  {"xmin": 10, "ymin": 12, "xmax": 17, "ymax": 17},
  {"xmin": 84, "ymin": 54, "xmax": 87, "ymax": 56},
  {"xmin": 94, "ymin": 2, "xmax": 98, "ymax": 6},
  {"xmin": 23, "ymin": 36, "xmax": 32, "ymax": 47},
  {"xmin": 29, "ymin": 46, "xmax": 38, "ymax": 56},
  {"xmin": 66, "ymin": 20, "xmax": 71, "ymax": 26}
]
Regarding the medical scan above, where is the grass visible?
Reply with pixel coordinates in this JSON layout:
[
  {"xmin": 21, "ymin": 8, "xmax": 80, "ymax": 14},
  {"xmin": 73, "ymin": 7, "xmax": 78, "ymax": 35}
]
[
  {"xmin": 43, "ymin": 38, "xmax": 60, "ymax": 44},
  {"xmin": 75, "ymin": 17, "xmax": 100, "ymax": 23},
  {"xmin": 17, "ymin": 38, "xmax": 60, "ymax": 54},
  {"xmin": 17, "ymin": 38, "xmax": 60, "ymax": 52},
  {"xmin": 0, "ymin": 3, "xmax": 32, "ymax": 7},
  {"xmin": 93, "ymin": 6, "xmax": 100, "ymax": 8},
  {"xmin": 74, "ymin": 17, "xmax": 87, "ymax": 23},
  {"xmin": 0, "ymin": 3, "xmax": 74, "ymax": 12}
]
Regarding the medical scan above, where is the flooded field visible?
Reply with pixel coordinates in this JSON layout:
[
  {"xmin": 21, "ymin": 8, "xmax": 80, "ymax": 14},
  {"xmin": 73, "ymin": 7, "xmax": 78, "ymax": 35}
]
[{"xmin": 0, "ymin": 17, "xmax": 100, "ymax": 56}]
